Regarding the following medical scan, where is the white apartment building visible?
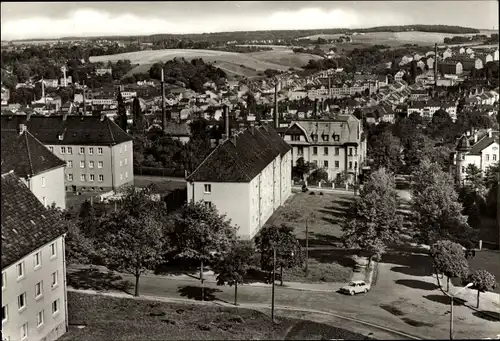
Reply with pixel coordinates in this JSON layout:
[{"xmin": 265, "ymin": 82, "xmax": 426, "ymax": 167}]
[
  {"xmin": 1, "ymin": 172, "xmax": 68, "ymax": 341},
  {"xmin": 186, "ymin": 124, "xmax": 292, "ymax": 240}
]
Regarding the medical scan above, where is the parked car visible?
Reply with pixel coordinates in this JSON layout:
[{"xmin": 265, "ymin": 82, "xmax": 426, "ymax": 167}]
[{"xmin": 339, "ymin": 280, "xmax": 370, "ymax": 295}]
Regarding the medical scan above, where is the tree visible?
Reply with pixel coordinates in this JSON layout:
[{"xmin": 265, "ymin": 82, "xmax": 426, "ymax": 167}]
[
  {"xmin": 367, "ymin": 128, "xmax": 402, "ymax": 173},
  {"xmin": 116, "ymin": 91, "xmax": 128, "ymax": 131},
  {"xmin": 255, "ymin": 224, "xmax": 303, "ymax": 286},
  {"xmin": 214, "ymin": 240, "xmax": 255, "ymax": 305},
  {"xmin": 98, "ymin": 186, "xmax": 168, "ymax": 296},
  {"xmin": 430, "ymin": 240, "xmax": 470, "ymax": 291},
  {"xmin": 308, "ymin": 168, "xmax": 328, "ymax": 184},
  {"xmin": 132, "ymin": 97, "xmax": 145, "ymax": 134},
  {"xmin": 246, "ymin": 91, "xmax": 257, "ymax": 114},
  {"xmin": 341, "ymin": 168, "xmax": 403, "ymax": 265},
  {"xmin": 467, "ymin": 270, "xmax": 498, "ymax": 308},
  {"xmin": 173, "ymin": 201, "xmax": 238, "ymax": 300},
  {"xmin": 292, "ymin": 157, "xmax": 312, "ymax": 180},
  {"xmin": 483, "ymin": 161, "xmax": 499, "ymax": 218},
  {"xmin": 464, "ymin": 164, "xmax": 484, "ymax": 193},
  {"xmin": 411, "ymin": 160, "xmax": 477, "ymax": 248}
]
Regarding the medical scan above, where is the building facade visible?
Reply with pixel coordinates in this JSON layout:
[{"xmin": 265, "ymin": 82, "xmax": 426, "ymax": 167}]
[
  {"xmin": 1, "ymin": 115, "xmax": 134, "ymax": 192},
  {"xmin": 282, "ymin": 114, "xmax": 366, "ymax": 184},
  {"xmin": 1, "ymin": 172, "xmax": 68, "ymax": 341},
  {"xmin": 186, "ymin": 124, "xmax": 292, "ymax": 239}
]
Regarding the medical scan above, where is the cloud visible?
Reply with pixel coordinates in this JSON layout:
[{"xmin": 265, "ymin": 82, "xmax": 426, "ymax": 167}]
[{"xmin": 1, "ymin": 7, "xmax": 414, "ymax": 40}]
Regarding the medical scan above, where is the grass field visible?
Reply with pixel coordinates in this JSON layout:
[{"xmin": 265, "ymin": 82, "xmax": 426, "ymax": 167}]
[
  {"xmin": 60, "ymin": 291, "xmax": 371, "ymax": 340},
  {"xmin": 91, "ymin": 48, "xmax": 319, "ymax": 78}
]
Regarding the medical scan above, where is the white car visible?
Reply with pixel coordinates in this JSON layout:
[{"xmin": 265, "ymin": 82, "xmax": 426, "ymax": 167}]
[{"xmin": 339, "ymin": 280, "xmax": 370, "ymax": 295}]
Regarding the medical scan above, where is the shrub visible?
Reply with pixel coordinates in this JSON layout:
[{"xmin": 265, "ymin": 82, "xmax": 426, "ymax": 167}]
[{"xmin": 309, "ymin": 192, "xmax": 316, "ymax": 195}]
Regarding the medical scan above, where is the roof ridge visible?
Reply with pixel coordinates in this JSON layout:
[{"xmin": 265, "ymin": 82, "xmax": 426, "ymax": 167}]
[
  {"xmin": 225, "ymin": 138, "xmax": 252, "ymax": 182},
  {"xmin": 24, "ymin": 131, "xmax": 34, "ymax": 176},
  {"xmin": 106, "ymin": 117, "xmax": 116, "ymax": 144}
]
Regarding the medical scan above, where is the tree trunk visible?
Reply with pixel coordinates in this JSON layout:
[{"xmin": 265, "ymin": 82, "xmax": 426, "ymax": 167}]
[
  {"xmin": 234, "ymin": 283, "xmax": 238, "ymax": 306},
  {"xmin": 477, "ymin": 290, "xmax": 480, "ymax": 308},
  {"xmin": 280, "ymin": 266, "xmax": 283, "ymax": 286},
  {"xmin": 134, "ymin": 273, "xmax": 140, "ymax": 297},
  {"xmin": 200, "ymin": 260, "xmax": 204, "ymax": 301},
  {"xmin": 435, "ymin": 268, "xmax": 442, "ymax": 289},
  {"xmin": 447, "ymin": 277, "xmax": 450, "ymax": 292}
]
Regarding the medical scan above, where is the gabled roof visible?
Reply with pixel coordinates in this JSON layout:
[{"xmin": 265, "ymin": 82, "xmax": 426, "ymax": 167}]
[
  {"xmin": 0, "ymin": 115, "xmax": 133, "ymax": 146},
  {"xmin": 1, "ymin": 130, "xmax": 66, "ymax": 177},
  {"xmin": 469, "ymin": 135, "xmax": 499, "ymax": 155},
  {"xmin": 187, "ymin": 124, "xmax": 291, "ymax": 183},
  {"xmin": 1, "ymin": 172, "xmax": 66, "ymax": 269}
]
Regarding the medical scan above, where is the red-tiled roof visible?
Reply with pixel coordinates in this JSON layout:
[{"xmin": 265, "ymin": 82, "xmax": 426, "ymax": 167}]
[{"xmin": 1, "ymin": 172, "xmax": 66, "ymax": 269}]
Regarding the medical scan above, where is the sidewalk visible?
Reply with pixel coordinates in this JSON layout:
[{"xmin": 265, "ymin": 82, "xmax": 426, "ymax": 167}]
[{"xmin": 292, "ymin": 185, "xmax": 357, "ymax": 196}]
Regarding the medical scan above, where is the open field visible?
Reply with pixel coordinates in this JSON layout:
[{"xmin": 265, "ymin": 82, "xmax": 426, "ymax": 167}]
[
  {"xmin": 91, "ymin": 48, "xmax": 320, "ymax": 78},
  {"xmin": 60, "ymin": 291, "xmax": 371, "ymax": 340}
]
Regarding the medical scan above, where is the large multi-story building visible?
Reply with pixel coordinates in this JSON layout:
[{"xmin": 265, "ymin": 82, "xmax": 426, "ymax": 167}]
[
  {"xmin": 186, "ymin": 124, "xmax": 292, "ymax": 240},
  {"xmin": 281, "ymin": 114, "xmax": 366, "ymax": 184},
  {"xmin": 450, "ymin": 130, "xmax": 499, "ymax": 184},
  {"xmin": 1, "ymin": 171, "xmax": 68, "ymax": 341},
  {"xmin": 1, "ymin": 128, "xmax": 66, "ymax": 209},
  {"xmin": 1, "ymin": 115, "xmax": 134, "ymax": 192}
]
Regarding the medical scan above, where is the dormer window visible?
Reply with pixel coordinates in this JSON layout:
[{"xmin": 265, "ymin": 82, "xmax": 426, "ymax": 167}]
[
  {"xmin": 58, "ymin": 134, "xmax": 63, "ymax": 141},
  {"xmin": 322, "ymin": 134, "xmax": 329, "ymax": 142},
  {"xmin": 311, "ymin": 134, "xmax": 318, "ymax": 142}
]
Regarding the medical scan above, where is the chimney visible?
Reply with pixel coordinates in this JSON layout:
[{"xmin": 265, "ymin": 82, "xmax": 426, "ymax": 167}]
[
  {"xmin": 224, "ymin": 106, "xmax": 230, "ymax": 138},
  {"xmin": 474, "ymin": 133, "xmax": 479, "ymax": 143},
  {"xmin": 62, "ymin": 113, "xmax": 68, "ymax": 121},
  {"xmin": 487, "ymin": 128, "xmax": 492, "ymax": 138},
  {"xmin": 434, "ymin": 43, "xmax": 438, "ymax": 85},
  {"xmin": 18, "ymin": 123, "xmax": 26, "ymax": 135},
  {"xmin": 274, "ymin": 81, "xmax": 279, "ymax": 129}
]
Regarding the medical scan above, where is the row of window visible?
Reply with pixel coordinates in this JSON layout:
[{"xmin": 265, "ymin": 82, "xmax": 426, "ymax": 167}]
[
  {"xmin": 50, "ymin": 146, "xmax": 103, "ymax": 155},
  {"xmin": 291, "ymin": 135, "xmax": 341, "ymax": 142},
  {"xmin": 66, "ymin": 159, "xmax": 129, "ymax": 169},
  {"xmin": 2, "ymin": 244, "xmax": 57, "ymax": 290},
  {"xmin": 310, "ymin": 160, "xmax": 358, "ymax": 169},
  {"xmin": 2, "ymin": 299, "xmax": 60, "ymax": 341},
  {"xmin": 67, "ymin": 172, "xmax": 129, "ymax": 182},
  {"xmin": 297, "ymin": 146, "xmax": 358, "ymax": 156}
]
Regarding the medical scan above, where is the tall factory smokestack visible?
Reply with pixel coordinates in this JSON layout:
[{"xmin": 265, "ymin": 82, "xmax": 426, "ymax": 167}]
[
  {"xmin": 434, "ymin": 43, "xmax": 438, "ymax": 86},
  {"xmin": 161, "ymin": 68, "xmax": 166, "ymax": 132},
  {"xmin": 274, "ymin": 80, "xmax": 279, "ymax": 129},
  {"xmin": 224, "ymin": 106, "xmax": 230, "ymax": 138},
  {"xmin": 328, "ymin": 76, "xmax": 332, "ymax": 98},
  {"xmin": 82, "ymin": 81, "xmax": 86, "ymax": 116}
]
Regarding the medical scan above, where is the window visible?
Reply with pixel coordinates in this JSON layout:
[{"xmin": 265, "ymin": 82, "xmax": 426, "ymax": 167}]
[
  {"xmin": 324, "ymin": 160, "xmax": 329, "ymax": 168},
  {"xmin": 485, "ymin": 154, "xmax": 490, "ymax": 161},
  {"xmin": 80, "ymin": 161, "xmax": 85, "ymax": 168},
  {"xmin": 335, "ymin": 161, "xmax": 339, "ymax": 168},
  {"xmin": 120, "ymin": 173, "xmax": 123, "ymax": 181},
  {"xmin": 99, "ymin": 174, "xmax": 104, "ymax": 182},
  {"xmin": 67, "ymin": 147, "xmax": 73, "ymax": 154},
  {"xmin": 124, "ymin": 144, "xmax": 128, "ymax": 152},
  {"xmin": 349, "ymin": 161, "xmax": 353, "ymax": 169},
  {"xmin": 312, "ymin": 160, "xmax": 318, "ymax": 167},
  {"xmin": 324, "ymin": 147, "xmax": 329, "ymax": 155},
  {"xmin": 79, "ymin": 147, "xmax": 85, "ymax": 154},
  {"xmin": 50, "ymin": 242, "xmax": 56, "ymax": 258},
  {"xmin": 49, "ymin": 146, "xmax": 54, "ymax": 153},
  {"xmin": 98, "ymin": 147, "xmax": 103, "ymax": 155},
  {"xmin": 89, "ymin": 174, "xmax": 95, "ymax": 182},
  {"xmin": 81, "ymin": 174, "xmax": 86, "ymax": 182},
  {"xmin": 349, "ymin": 148, "xmax": 353, "ymax": 156},
  {"xmin": 89, "ymin": 147, "xmax": 94, "ymax": 155},
  {"xmin": 204, "ymin": 201, "xmax": 212, "ymax": 209},
  {"xmin": 89, "ymin": 161, "xmax": 94, "ymax": 169},
  {"xmin": 120, "ymin": 145, "xmax": 123, "ymax": 154},
  {"xmin": 17, "ymin": 262, "xmax": 24, "ymax": 279},
  {"xmin": 34, "ymin": 251, "xmax": 41, "ymax": 268},
  {"xmin": 41, "ymin": 176, "xmax": 46, "ymax": 188},
  {"xmin": 461, "ymin": 154, "xmax": 465, "ymax": 160},
  {"xmin": 312, "ymin": 147, "xmax": 318, "ymax": 155},
  {"xmin": 37, "ymin": 310, "xmax": 44, "ymax": 328},
  {"xmin": 2, "ymin": 305, "xmax": 7, "ymax": 323},
  {"xmin": 51, "ymin": 271, "xmax": 58, "ymax": 288},
  {"xmin": 204, "ymin": 184, "xmax": 212, "ymax": 193},
  {"xmin": 20, "ymin": 322, "xmax": 28, "ymax": 340},
  {"xmin": 119, "ymin": 160, "xmax": 123, "ymax": 167},
  {"xmin": 35, "ymin": 281, "xmax": 43, "ymax": 299},
  {"xmin": 98, "ymin": 161, "xmax": 103, "ymax": 168},
  {"xmin": 291, "ymin": 135, "xmax": 300, "ymax": 141},
  {"xmin": 124, "ymin": 158, "xmax": 128, "ymax": 165},
  {"xmin": 52, "ymin": 299, "xmax": 59, "ymax": 315},
  {"xmin": 68, "ymin": 174, "xmax": 73, "ymax": 181},
  {"xmin": 355, "ymin": 161, "xmax": 358, "ymax": 169},
  {"xmin": 67, "ymin": 160, "xmax": 73, "ymax": 168},
  {"xmin": 297, "ymin": 146, "xmax": 303, "ymax": 155},
  {"xmin": 312, "ymin": 134, "xmax": 318, "ymax": 142},
  {"xmin": 18, "ymin": 292, "xmax": 26, "ymax": 310},
  {"xmin": 322, "ymin": 135, "xmax": 329, "ymax": 142},
  {"xmin": 125, "ymin": 171, "xmax": 128, "ymax": 178},
  {"xmin": 334, "ymin": 135, "xmax": 340, "ymax": 142},
  {"xmin": 494, "ymin": 154, "xmax": 497, "ymax": 161},
  {"xmin": 335, "ymin": 147, "xmax": 340, "ymax": 155},
  {"xmin": 461, "ymin": 166, "xmax": 465, "ymax": 173}
]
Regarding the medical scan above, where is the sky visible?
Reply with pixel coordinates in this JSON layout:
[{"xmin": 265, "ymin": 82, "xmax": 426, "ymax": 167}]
[{"xmin": 1, "ymin": 1, "xmax": 498, "ymax": 41}]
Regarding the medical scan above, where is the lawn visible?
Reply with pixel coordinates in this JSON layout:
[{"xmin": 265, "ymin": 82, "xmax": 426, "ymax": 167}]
[
  {"xmin": 133, "ymin": 175, "xmax": 187, "ymax": 194},
  {"xmin": 60, "ymin": 291, "xmax": 371, "ymax": 341},
  {"xmin": 467, "ymin": 250, "xmax": 500, "ymax": 294}
]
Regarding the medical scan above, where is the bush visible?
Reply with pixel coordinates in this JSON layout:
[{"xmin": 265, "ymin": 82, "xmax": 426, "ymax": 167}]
[
  {"xmin": 319, "ymin": 192, "xmax": 324, "ymax": 195},
  {"xmin": 309, "ymin": 192, "xmax": 316, "ymax": 195}
]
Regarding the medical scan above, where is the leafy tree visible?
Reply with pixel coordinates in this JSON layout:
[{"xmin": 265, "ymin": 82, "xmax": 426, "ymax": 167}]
[
  {"xmin": 255, "ymin": 224, "xmax": 303, "ymax": 286},
  {"xmin": 214, "ymin": 240, "xmax": 256, "ymax": 305},
  {"xmin": 411, "ymin": 160, "xmax": 477, "ymax": 248},
  {"xmin": 341, "ymin": 168, "xmax": 403, "ymax": 265},
  {"xmin": 464, "ymin": 164, "xmax": 484, "ymax": 193},
  {"xmin": 467, "ymin": 270, "xmax": 498, "ymax": 308},
  {"xmin": 292, "ymin": 157, "xmax": 312, "ymax": 180},
  {"xmin": 367, "ymin": 128, "xmax": 402, "ymax": 173},
  {"xmin": 430, "ymin": 240, "xmax": 470, "ymax": 291},
  {"xmin": 116, "ymin": 91, "xmax": 128, "ymax": 131},
  {"xmin": 132, "ymin": 97, "xmax": 145, "ymax": 134},
  {"xmin": 98, "ymin": 186, "xmax": 169, "ymax": 296},
  {"xmin": 483, "ymin": 161, "xmax": 499, "ymax": 218},
  {"xmin": 173, "ymin": 201, "xmax": 238, "ymax": 300}
]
